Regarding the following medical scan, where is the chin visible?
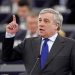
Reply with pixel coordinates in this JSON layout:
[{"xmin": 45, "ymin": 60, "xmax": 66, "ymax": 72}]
[{"xmin": 39, "ymin": 33, "xmax": 45, "ymax": 38}]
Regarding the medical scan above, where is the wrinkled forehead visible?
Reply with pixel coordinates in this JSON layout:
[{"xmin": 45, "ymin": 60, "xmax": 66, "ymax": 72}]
[{"xmin": 38, "ymin": 13, "xmax": 54, "ymax": 20}]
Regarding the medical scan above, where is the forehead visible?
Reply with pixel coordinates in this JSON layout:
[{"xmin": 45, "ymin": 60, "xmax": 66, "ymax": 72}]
[
  {"xmin": 26, "ymin": 16, "xmax": 37, "ymax": 21},
  {"xmin": 39, "ymin": 13, "xmax": 54, "ymax": 19}
]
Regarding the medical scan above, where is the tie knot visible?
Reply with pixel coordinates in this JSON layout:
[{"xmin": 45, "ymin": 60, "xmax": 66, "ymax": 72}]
[{"xmin": 44, "ymin": 38, "xmax": 49, "ymax": 42}]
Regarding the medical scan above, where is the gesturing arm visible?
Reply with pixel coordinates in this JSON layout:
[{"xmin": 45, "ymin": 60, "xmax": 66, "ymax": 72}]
[{"xmin": 2, "ymin": 15, "xmax": 24, "ymax": 61}]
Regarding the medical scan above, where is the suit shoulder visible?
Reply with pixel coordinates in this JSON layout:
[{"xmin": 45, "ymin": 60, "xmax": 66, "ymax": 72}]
[
  {"xmin": 25, "ymin": 37, "xmax": 39, "ymax": 41},
  {"xmin": 62, "ymin": 36, "xmax": 75, "ymax": 43}
]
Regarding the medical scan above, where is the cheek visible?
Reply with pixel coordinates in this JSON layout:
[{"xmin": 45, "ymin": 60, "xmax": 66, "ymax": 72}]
[
  {"xmin": 46, "ymin": 25, "xmax": 51, "ymax": 31},
  {"xmin": 46, "ymin": 26, "xmax": 54, "ymax": 33},
  {"xmin": 31, "ymin": 25, "xmax": 35, "ymax": 30}
]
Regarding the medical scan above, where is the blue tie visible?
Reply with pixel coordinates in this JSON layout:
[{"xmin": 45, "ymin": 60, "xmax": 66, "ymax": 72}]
[{"xmin": 41, "ymin": 38, "xmax": 49, "ymax": 69}]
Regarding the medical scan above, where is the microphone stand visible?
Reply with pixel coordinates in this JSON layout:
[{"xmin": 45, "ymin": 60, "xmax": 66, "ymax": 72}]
[{"xmin": 29, "ymin": 56, "xmax": 40, "ymax": 75}]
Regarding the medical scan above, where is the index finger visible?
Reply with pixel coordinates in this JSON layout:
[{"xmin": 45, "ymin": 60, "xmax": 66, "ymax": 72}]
[{"xmin": 13, "ymin": 15, "xmax": 16, "ymax": 23}]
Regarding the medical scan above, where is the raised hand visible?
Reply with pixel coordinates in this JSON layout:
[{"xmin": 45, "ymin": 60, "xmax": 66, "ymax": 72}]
[{"xmin": 6, "ymin": 15, "xmax": 19, "ymax": 34}]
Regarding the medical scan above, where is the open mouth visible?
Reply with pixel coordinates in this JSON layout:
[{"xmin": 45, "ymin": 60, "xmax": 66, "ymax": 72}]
[{"xmin": 39, "ymin": 29, "xmax": 45, "ymax": 31}]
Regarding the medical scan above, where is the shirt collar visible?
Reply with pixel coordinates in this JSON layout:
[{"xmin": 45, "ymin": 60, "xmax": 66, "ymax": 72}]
[{"xmin": 42, "ymin": 33, "xmax": 58, "ymax": 42}]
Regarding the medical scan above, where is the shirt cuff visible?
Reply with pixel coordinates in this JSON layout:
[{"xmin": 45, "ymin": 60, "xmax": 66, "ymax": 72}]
[{"xmin": 5, "ymin": 32, "xmax": 15, "ymax": 38}]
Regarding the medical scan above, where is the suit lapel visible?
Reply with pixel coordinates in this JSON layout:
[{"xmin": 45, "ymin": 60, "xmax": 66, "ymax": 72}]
[
  {"xmin": 43, "ymin": 35, "xmax": 65, "ymax": 70},
  {"xmin": 31, "ymin": 37, "xmax": 41, "ymax": 58}
]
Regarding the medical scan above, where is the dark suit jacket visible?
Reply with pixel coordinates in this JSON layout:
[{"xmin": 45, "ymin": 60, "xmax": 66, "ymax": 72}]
[
  {"xmin": 69, "ymin": 32, "xmax": 75, "ymax": 40},
  {"xmin": 15, "ymin": 29, "xmax": 27, "ymax": 41},
  {"xmin": 2, "ymin": 35, "xmax": 75, "ymax": 75}
]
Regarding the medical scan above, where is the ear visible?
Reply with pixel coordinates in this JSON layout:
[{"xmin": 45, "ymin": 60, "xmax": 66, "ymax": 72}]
[{"xmin": 56, "ymin": 23, "xmax": 60, "ymax": 30}]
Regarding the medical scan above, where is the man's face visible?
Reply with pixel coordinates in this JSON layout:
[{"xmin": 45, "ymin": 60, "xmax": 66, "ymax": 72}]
[
  {"xmin": 18, "ymin": 6, "xmax": 30, "ymax": 18},
  {"xmin": 26, "ymin": 16, "xmax": 38, "ymax": 34},
  {"xmin": 38, "ymin": 13, "xmax": 58, "ymax": 38}
]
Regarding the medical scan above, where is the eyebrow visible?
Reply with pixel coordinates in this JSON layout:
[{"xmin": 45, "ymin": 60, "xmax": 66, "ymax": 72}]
[
  {"xmin": 44, "ymin": 18, "xmax": 50, "ymax": 22},
  {"xmin": 39, "ymin": 18, "xmax": 49, "ymax": 20},
  {"xmin": 44, "ymin": 18, "xmax": 49, "ymax": 21},
  {"xmin": 38, "ymin": 18, "xmax": 50, "ymax": 22}
]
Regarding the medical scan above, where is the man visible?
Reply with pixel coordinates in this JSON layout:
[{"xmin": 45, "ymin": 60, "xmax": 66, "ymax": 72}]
[
  {"xmin": 2, "ymin": 8, "xmax": 75, "ymax": 75},
  {"xmin": 7, "ymin": 0, "xmax": 31, "ymax": 25},
  {"xmin": 25, "ymin": 13, "xmax": 38, "ymax": 38},
  {"xmin": 15, "ymin": 12, "xmax": 38, "ymax": 41},
  {"xmin": 14, "ymin": 12, "xmax": 38, "ymax": 47}
]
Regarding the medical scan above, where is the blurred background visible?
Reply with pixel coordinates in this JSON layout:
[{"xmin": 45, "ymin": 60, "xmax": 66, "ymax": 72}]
[{"xmin": 0, "ymin": 0, "xmax": 75, "ymax": 75}]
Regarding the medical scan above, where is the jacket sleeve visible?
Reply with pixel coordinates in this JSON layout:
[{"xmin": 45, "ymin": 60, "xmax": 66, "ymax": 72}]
[{"xmin": 2, "ymin": 37, "xmax": 25, "ymax": 62}]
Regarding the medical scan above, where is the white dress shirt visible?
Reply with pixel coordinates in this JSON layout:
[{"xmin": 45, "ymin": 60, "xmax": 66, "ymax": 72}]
[
  {"xmin": 5, "ymin": 32, "xmax": 15, "ymax": 38},
  {"xmin": 6, "ymin": 31, "xmax": 38, "ymax": 38},
  {"xmin": 40, "ymin": 33, "xmax": 58, "ymax": 54}
]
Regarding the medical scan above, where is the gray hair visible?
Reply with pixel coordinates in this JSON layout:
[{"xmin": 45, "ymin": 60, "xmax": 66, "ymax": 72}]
[{"xmin": 39, "ymin": 8, "xmax": 63, "ymax": 30}]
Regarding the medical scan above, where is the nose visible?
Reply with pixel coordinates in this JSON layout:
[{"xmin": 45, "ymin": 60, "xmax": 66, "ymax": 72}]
[
  {"xmin": 39, "ymin": 24, "xmax": 44, "ymax": 28},
  {"xmin": 38, "ymin": 21, "xmax": 44, "ymax": 27}
]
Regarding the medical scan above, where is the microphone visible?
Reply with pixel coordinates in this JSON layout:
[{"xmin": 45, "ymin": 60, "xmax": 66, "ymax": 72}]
[{"xmin": 29, "ymin": 55, "xmax": 41, "ymax": 75}]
